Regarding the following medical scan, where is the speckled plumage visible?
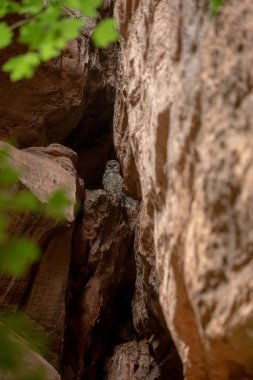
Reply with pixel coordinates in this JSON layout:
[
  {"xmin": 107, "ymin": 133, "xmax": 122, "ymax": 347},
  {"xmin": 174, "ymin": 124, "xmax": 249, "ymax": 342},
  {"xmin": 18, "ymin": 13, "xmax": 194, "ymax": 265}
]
[{"xmin": 102, "ymin": 160, "xmax": 123, "ymax": 196}]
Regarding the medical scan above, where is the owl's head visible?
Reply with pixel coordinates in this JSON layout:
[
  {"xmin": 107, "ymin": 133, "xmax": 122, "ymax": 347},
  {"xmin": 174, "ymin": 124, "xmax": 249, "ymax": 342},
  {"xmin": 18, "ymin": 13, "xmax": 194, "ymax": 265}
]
[{"xmin": 105, "ymin": 160, "xmax": 120, "ymax": 173}]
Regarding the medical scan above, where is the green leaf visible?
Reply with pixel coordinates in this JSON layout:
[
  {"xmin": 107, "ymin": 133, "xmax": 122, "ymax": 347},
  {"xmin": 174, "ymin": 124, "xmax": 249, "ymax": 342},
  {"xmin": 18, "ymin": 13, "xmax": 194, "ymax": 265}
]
[
  {"xmin": 208, "ymin": 0, "xmax": 224, "ymax": 16},
  {"xmin": 0, "ymin": 215, "xmax": 8, "ymax": 244},
  {"xmin": 92, "ymin": 18, "xmax": 118, "ymax": 48},
  {"xmin": 19, "ymin": 20, "xmax": 45, "ymax": 50},
  {"xmin": 2, "ymin": 53, "xmax": 41, "ymax": 81},
  {"xmin": 59, "ymin": 17, "xmax": 84, "ymax": 39},
  {"xmin": 61, "ymin": 0, "xmax": 80, "ymax": 9},
  {"xmin": 0, "ymin": 238, "xmax": 41, "ymax": 277},
  {"xmin": 80, "ymin": 0, "xmax": 103, "ymax": 18},
  {"xmin": 0, "ymin": 190, "xmax": 12, "ymax": 212},
  {"xmin": 19, "ymin": 0, "xmax": 44, "ymax": 15},
  {"xmin": 0, "ymin": 326, "xmax": 20, "ymax": 370},
  {"xmin": 8, "ymin": 2, "xmax": 22, "ymax": 14},
  {"xmin": 19, "ymin": 370, "xmax": 46, "ymax": 380},
  {"xmin": 44, "ymin": 188, "xmax": 71, "ymax": 219},
  {"xmin": 39, "ymin": 44, "xmax": 59, "ymax": 61},
  {"xmin": 11, "ymin": 190, "xmax": 39, "ymax": 213},
  {"xmin": 210, "ymin": 0, "xmax": 223, "ymax": 8},
  {"xmin": 37, "ymin": 4, "xmax": 61, "ymax": 23},
  {"xmin": 39, "ymin": 17, "xmax": 84, "ymax": 60},
  {"xmin": 19, "ymin": 0, "xmax": 44, "ymax": 14},
  {"xmin": 0, "ymin": 0, "xmax": 21, "ymax": 16},
  {"xmin": 19, "ymin": 8, "xmax": 84, "ymax": 62},
  {"xmin": 0, "ymin": 165, "xmax": 20, "ymax": 185},
  {"xmin": 0, "ymin": 22, "xmax": 13, "ymax": 49},
  {"xmin": 0, "ymin": 312, "xmax": 46, "ymax": 354},
  {"xmin": 0, "ymin": 0, "xmax": 9, "ymax": 18},
  {"xmin": 0, "ymin": 144, "xmax": 12, "ymax": 164}
]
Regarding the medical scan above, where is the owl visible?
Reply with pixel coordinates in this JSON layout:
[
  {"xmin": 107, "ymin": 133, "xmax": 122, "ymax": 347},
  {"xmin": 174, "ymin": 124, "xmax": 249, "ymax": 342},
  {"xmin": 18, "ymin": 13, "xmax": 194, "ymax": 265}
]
[{"xmin": 102, "ymin": 160, "xmax": 123, "ymax": 196}]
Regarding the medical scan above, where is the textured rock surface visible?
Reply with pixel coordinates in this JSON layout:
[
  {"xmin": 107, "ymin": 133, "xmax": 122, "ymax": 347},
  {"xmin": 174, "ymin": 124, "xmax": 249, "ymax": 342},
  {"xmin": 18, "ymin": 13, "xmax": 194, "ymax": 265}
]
[
  {"xmin": 25, "ymin": 228, "xmax": 74, "ymax": 368},
  {"xmin": 103, "ymin": 340, "xmax": 160, "ymax": 380},
  {"xmin": 113, "ymin": 96, "xmax": 141, "ymax": 199},
  {"xmin": 132, "ymin": 203, "xmax": 182, "ymax": 378},
  {"xmin": 9, "ymin": 142, "xmax": 79, "ymax": 225},
  {"xmin": 63, "ymin": 161, "xmax": 139, "ymax": 379},
  {"xmin": 0, "ymin": 143, "xmax": 80, "ymax": 366},
  {"xmin": 104, "ymin": 340, "xmax": 182, "ymax": 380},
  {"xmin": 0, "ymin": 37, "xmax": 86, "ymax": 147},
  {"xmin": 114, "ymin": 0, "xmax": 253, "ymax": 379},
  {"xmin": 0, "ymin": 2, "xmax": 117, "ymax": 149},
  {"xmin": 1, "ymin": 336, "xmax": 61, "ymax": 380}
]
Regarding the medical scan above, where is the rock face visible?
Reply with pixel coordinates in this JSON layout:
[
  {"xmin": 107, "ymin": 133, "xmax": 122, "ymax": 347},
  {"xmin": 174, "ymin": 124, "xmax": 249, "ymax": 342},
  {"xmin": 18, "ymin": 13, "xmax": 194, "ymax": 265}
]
[
  {"xmin": 1, "ymin": 335, "xmax": 61, "ymax": 380},
  {"xmin": 104, "ymin": 340, "xmax": 161, "ymax": 380},
  {"xmin": 0, "ymin": 143, "xmax": 80, "ymax": 367},
  {"xmin": 0, "ymin": 2, "xmax": 117, "ymax": 149},
  {"xmin": 114, "ymin": 0, "xmax": 253, "ymax": 379},
  {"xmin": 0, "ymin": 37, "xmax": 86, "ymax": 147},
  {"xmin": 104, "ymin": 340, "xmax": 182, "ymax": 380},
  {"xmin": 63, "ymin": 160, "xmax": 139, "ymax": 379}
]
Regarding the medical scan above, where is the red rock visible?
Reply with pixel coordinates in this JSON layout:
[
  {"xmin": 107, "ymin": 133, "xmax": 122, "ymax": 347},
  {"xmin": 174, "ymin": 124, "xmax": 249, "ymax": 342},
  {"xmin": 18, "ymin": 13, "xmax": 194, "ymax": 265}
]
[
  {"xmin": 0, "ymin": 143, "xmax": 80, "ymax": 367},
  {"xmin": 114, "ymin": 0, "xmax": 253, "ymax": 378}
]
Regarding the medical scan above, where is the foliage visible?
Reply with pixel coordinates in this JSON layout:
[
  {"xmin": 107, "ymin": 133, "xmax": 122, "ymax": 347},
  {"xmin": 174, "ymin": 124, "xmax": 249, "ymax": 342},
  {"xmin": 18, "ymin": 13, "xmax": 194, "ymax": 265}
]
[
  {"xmin": 92, "ymin": 18, "xmax": 118, "ymax": 48},
  {"xmin": 207, "ymin": 0, "xmax": 225, "ymax": 16},
  {"xmin": 0, "ymin": 311, "xmax": 47, "ymax": 380},
  {"xmin": 0, "ymin": 0, "xmax": 119, "ymax": 80},
  {"xmin": 0, "ymin": 143, "xmax": 71, "ymax": 378}
]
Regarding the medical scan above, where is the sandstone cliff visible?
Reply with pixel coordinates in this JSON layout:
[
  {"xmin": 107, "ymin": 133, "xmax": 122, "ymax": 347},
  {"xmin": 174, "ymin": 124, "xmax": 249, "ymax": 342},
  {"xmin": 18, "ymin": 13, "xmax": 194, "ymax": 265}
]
[
  {"xmin": 1, "ymin": 0, "xmax": 253, "ymax": 379},
  {"xmin": 114, "ymin": 0, "xmax": 253, "ymax": 378}
]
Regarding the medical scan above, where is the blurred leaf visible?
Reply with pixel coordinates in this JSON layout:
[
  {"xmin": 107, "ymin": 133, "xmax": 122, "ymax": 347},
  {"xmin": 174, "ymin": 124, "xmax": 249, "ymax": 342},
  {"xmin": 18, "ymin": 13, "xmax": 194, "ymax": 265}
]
[
  {"xmin": 208, "ymin": 0, "xmax": 224, "ymax": 16},
  {"xmin": 37, "ymin": 4, "xmax": 61, "ymax": 24},
  {"xmin": 0, "ymin": 0, "xmax": 9, "ymax": 18},
  {"xmin": 19, "ymin": 0, "xmax": 44, "ymax": 15},
  {"xmin": 80, "ymin": 0, "xmax": 102, "ymax": 18},
  {"xmin": 92, "ymin": 18, "xmax": 118, "ymax": 48},
  {"xmin": 0, "ymin": 314, "xmax": 47, "ymax": 377},
  {"xmin": 210, "ymin": 0, "xmax": 223, "ymax": 7},
  {"xmin": 0, "ymin": 165, "xmax": 20, "ymax": 185},
  {"xmin": 20, "ymin": 370, "xmax": 46, "ymax": 380},
  {"xmin": 19, "ymin": 19, "xmax": 45, "ymax": 50},
  {"xmin": 19, "ymin": 9, "xmax": 84, "ymax": 63},
  {"xmin": 59, "ymin": 17, "xmax": 84, "ymax": 40},
  {"xmin": 0, "ymin": 190, "xmax": 12, "ymax": 210},
  {"xmin": 0, "ymin": 0, "xmax": 21, "ymax": 16},
  {"xmin": 0, "ymin": 238, "xmax": 41, "ymax": 276},
  {"xmin": 0, "ymin": 214, "xmax": 8, "ymax": 243},
  {"xmin": 44, "ymin": 188, "xmax": 71, "ymax": 219},
  {"xmin": 0, "ymin": 143, "xmax": 12, "ymax": 164},
  {"xmin": 11, "ymin": 190, "xmax": 39, "ymax": 212},
  {"xmin": 0, "ymin": 22, "xmax": 13, "ymax": 48},
  {"xmin": 0, "ymin": 312, "xmax": 46, "ymax": 354},
  {"xmin": 61, "ymin": 0, "xmax": 80, "ymax": 9},
  {"xmin": 0, "ymin": 325, "xmax": 20, "ymax": 370},
  {"xmin": 2, "ymin": 53, "xmax": 40, "ymax": 81}
]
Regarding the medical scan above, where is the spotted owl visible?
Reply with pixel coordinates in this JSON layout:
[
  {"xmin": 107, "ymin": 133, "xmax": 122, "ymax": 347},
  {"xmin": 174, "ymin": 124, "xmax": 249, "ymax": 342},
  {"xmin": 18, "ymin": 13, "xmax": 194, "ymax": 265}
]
[{"xmin": 102, "ymin": 160, "xmax": 123, "ymax": 196}]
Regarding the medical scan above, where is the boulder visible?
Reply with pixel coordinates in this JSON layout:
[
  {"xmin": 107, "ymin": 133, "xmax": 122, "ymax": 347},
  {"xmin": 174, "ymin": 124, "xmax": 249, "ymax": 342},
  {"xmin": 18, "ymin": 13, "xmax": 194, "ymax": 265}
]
[
  {"xmin": 0, "ymin": 143, "xmax": 81, "ymax": 366},
  {"xmin": 0, "ymin": 331, "xmax": 61, "ymax": 380}
]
